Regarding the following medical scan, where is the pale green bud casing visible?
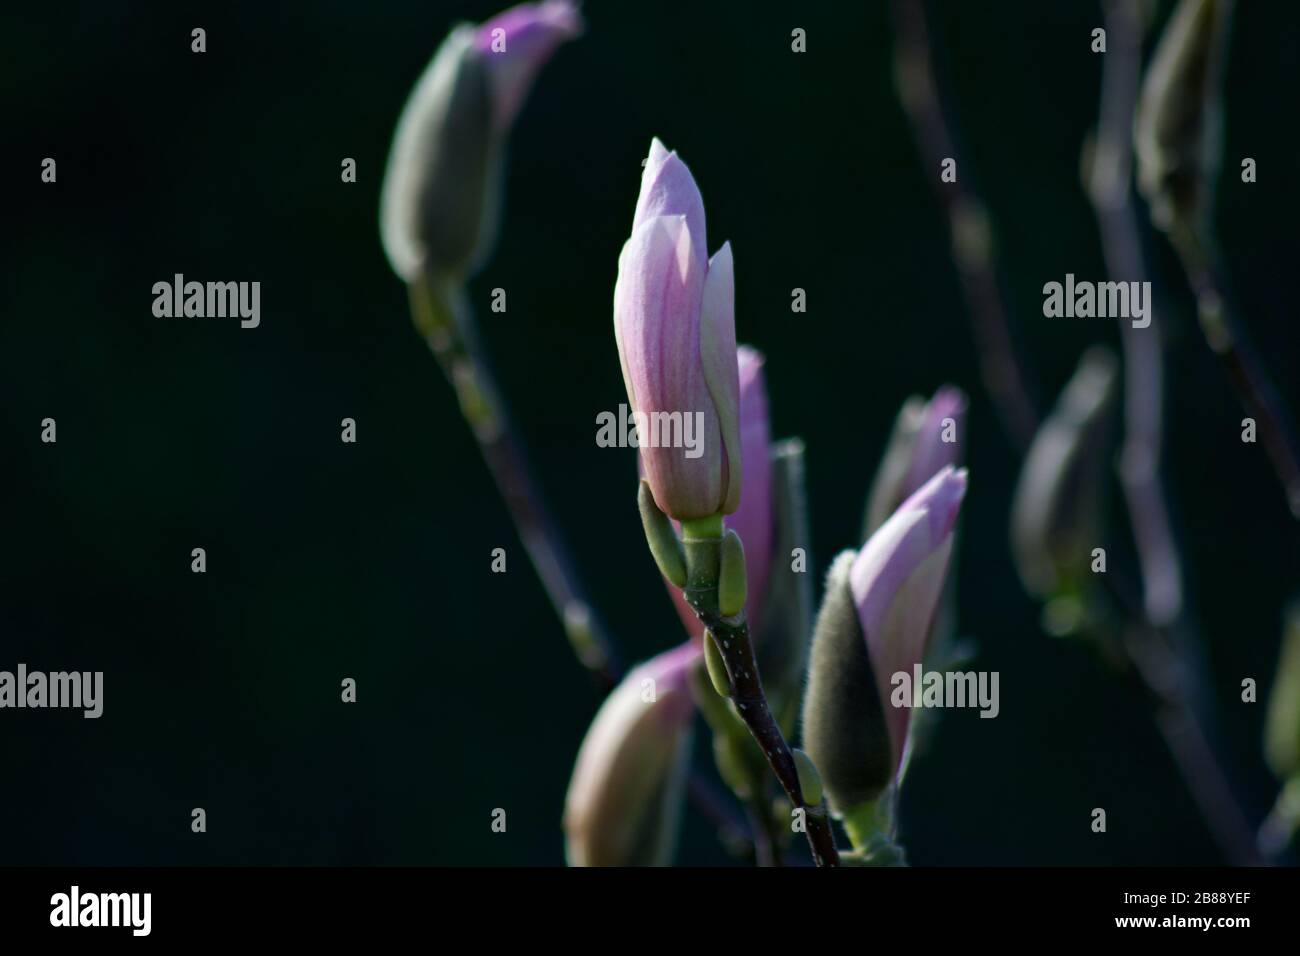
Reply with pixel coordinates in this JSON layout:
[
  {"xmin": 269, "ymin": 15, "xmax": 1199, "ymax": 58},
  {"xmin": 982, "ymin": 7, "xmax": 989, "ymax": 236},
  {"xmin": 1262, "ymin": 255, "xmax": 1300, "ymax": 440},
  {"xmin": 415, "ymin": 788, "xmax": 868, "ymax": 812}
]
[
  {"xmin": 703, "ymin": 630, "xmax": 731, "ymax": 698},
  {"xmin": 718, "ymin": 529, "xmax": 748, "ymax": 617},
  {"xmin": 800, "ymin": 551, "xmax": 892, "ymax": 814},
  {"xmin": 755, "ymin": 439, "xmax": 815, "ymax": 706},
  {"xmin": 381, "ymin": 26, "xmax": 498, "ymax": 285},
  {"xmin": 638, "ymin": 480, "xmax": 687, "ymax": 587},
  {"xmin": 1265, "ymin": 606, "xmax": 1300, "ymax": 780}
]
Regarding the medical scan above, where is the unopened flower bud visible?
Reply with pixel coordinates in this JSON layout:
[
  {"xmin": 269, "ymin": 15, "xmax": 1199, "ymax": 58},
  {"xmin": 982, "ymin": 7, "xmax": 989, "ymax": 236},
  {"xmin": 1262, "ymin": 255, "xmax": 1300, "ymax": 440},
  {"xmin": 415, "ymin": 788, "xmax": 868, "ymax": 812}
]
[
  {"xmin": 1133, "ymin": 0, "xmax": 1227, "ymax": 234},
  {"xmin": 1011, "ymin": 348, "xmax": 1119, "ymax": 599},
  {"xmin": 801, "ymin": 551, "xmax": 892, "ymax": 813},
  {"xmin": 380, "ymin": 1, "xmax": 582, "ymax": 284},
  {"xmin": 865, "ymin": 386, "xmax": 967, "ymax": 536},
  {"xmin": 614, "ymin": 139, "xmax": 740, "ymax": 520},
  {"xmin": 563, "ymin": 643, "xmax": 698, "ymax": 866}
]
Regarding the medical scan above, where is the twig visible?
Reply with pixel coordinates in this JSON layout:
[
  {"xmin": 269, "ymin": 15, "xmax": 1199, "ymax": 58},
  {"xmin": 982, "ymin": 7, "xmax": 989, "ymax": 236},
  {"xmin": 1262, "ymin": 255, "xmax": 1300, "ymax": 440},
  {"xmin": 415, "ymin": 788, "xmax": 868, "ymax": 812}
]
[
  {"xmin": 1178, "ymin": 244, "xmax": 1300, "ymax": 519},
  {"xmin": 1172, "ymin": 1, "xmax": 1300, "ymax": 519},
  {"xmin": 1117, "ymin": 605, "xmax": 1264, "ymax": 866},
  {"xmin": 681, "ymin": 526, "xmax": 840, "ymax": 867},
  {"xmin": 407, "ymin": 274, "xmax": 751, "ymax": 853},
  {"xmin": 891, "ymin": 0, "xmax": 1040, "ymax": 452},
  {"xmin": 896, "ymin": 0, "xmax": 1264, "ymax": 865},
  {"xmin": 1088, "ymin": 0, "xmax": 1185, "ymax": 634},
  {"xmin": 409, "ymin": 274, "xmax": 623, "ymax": 688}
]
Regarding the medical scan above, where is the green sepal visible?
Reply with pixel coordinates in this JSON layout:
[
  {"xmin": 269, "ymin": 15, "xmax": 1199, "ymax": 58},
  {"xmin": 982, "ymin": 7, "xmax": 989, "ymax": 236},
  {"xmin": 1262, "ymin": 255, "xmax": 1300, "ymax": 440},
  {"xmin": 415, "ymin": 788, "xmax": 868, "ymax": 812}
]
[
  {"xmin": 703, "ymin": 630, "xmax": 732, "ymax": 698},
  {"xmin": 718, "ymin": 529, "xmax": 747, "ymax": 617},
  {"xmin": 637, "ymin": 480, "xmax": 687, "ymax": 587}
]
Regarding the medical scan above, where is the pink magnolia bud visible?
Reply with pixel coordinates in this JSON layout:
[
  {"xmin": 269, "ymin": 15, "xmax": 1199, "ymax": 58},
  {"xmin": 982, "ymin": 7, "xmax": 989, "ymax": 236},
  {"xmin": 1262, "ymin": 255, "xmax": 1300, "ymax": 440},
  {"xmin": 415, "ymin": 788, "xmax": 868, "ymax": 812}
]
[
  {"xmin": 866, "ymin": 386, "xmax": 967, "ymax": 535},
  {"xmin": 851, "ymin": 466, "xmax": 968, "ymax": 774},
  {"xmin": 667, "ymin": 346, "xmax": 773, "ymax": 636},
  {"xmin": 614, "ymin": 139, "xmax": 741, "ymax": 520},
  {"xmin": 562, "ymin": 643, "xmax": 699, "ymax": 866}
]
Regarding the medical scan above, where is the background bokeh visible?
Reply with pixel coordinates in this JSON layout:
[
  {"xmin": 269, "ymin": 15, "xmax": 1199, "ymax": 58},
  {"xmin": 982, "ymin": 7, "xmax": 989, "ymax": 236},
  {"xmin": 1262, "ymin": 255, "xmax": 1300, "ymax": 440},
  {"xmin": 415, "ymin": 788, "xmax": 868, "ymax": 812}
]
[{"xmin": 2, "ymin": 0, "xmax": 1297, "ymax": 865}]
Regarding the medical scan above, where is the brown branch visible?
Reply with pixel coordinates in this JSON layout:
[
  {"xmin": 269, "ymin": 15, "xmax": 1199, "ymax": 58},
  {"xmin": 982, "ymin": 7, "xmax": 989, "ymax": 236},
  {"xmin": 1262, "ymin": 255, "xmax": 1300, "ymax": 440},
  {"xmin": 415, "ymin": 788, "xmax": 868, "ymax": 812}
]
[
  {"xmin": 682, "ymin": 531, "xmax": 840, "ymax": 867},
  {"xmin": 891, "ymin": 0, "xmax": 1040, "ymax": 452},
  {"xmin": 408, "ymin": 275, "xmax": 752, "ymax": 855}
]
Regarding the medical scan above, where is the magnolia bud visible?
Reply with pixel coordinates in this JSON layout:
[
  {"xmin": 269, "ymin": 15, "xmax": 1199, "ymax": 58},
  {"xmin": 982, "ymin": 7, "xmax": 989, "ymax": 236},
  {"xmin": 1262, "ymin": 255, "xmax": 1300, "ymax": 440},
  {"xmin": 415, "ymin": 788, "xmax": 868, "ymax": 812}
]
[
  {"xmin": 380, "ymin": 2, "xmax": 582, "ymax": 284},
  {"xmin": 614, "ymin": 139, "xmax": 740, "ymax": 520},
  {"xmin": 800, "ymin": 551, "xmax": 892, "ymax": 813},
  {"xmin": 563, "ymin": 644, "xmax": 697, "ymax": 866},
  {"xmin": 865, "ymin": 386, "xmax": 967, "ymax": 537},
  {"xmin": 1011, "ymin": 347, "xmax": 1119, "ymax": 599},
  {"xmin": 1133, "ymin": 0, "xmax": 1228, "ymax": 234}
]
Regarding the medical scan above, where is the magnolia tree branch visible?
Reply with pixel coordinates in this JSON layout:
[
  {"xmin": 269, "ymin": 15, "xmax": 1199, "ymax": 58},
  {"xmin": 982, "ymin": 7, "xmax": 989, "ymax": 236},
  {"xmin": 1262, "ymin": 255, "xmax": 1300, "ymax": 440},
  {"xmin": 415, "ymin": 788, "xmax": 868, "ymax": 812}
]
[
  {"xmin": 1178, "ymin": 246, "xmax": 1300, "ymax": 520},
  {"xmin": 1087, "ymin": 0, "xmax": 1261, "ymax": 868},
  {"xmin": 680, "ymin": 525, "xmax": 840, "ymax": 867},
  {"xmin": 1172, "ymin": 3, "xmax": 1300, "ymax": 520},
  {"xmin": 1088, "ymin": 0, "xmax": 1185, "ymax": 637},
  {"xmin": 409, "ymin": 274, "xmax": 623, "ymax": 688},
  {"xmin": 407, "ymin": 275, "xmax": 752, "ymax": 856},
  {"xmin": 891, "ymin": 0, "xmax": 1041, "ymax": 453},
  {"xmin": 895, "ymin": 0, "xmax": 1263, "ymax": 866}
]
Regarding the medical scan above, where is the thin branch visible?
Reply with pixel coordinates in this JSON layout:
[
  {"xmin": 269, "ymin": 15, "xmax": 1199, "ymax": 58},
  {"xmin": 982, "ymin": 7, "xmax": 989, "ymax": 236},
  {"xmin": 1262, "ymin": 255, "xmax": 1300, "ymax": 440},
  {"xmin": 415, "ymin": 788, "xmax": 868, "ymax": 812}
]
[
  {"xmin": 1175, "ymin": 1, "xmax": 1300, "ymax": 519},
  {"xmin": 682, "ymin": 530, "xmax": 840, "ymax": 867},
  {"xmin": 410, "ymin": 275, "xmax": 622, "ymax": 689},
  {"xmin": 895, "ymin": 0, "xmax": 1264, "ymax": 865},
  {"xmin": 407, "ymin": 275, "xmax": 751, "ymax": 854},
  {"xmin": 1088, "ymin": 0, "xmax": 1185, "ymax": 634},
  {"xmin": 891, "ymin": 0, "xmax": 1041, "ymax": 452}
]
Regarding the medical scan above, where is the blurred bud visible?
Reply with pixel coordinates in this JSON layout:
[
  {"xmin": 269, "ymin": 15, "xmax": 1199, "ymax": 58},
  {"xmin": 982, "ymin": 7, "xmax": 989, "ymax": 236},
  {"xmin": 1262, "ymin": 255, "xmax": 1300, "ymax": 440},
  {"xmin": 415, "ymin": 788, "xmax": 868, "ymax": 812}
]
[
  {"xmin": 1133, "ymin": 0, "xmax": 1226, "ymax": 234},
  {"xmin": 865, "ymin": 386, "xmax": 968, "ymax": 536},
  {"xmin": 801, "ymin": 551, "xmax": 892, "ymax": 813},
  {"xmin": 1011, "ymin": 348, "xmax": 1119, "ymax": 599},
  {"xmin": 1265, "ymin": 605, "xmax": 1300, "ymax": 780},
  {"xmin": 380, "ymin": 1, "xmax": 582, "ymax": 283},
  {"xmin": 563, "ymin": 643, "xmax": 698, "ymax": 866},
  {"xmin": 614, "ymin": 139, "xmax": 740, "ymax": 520}
]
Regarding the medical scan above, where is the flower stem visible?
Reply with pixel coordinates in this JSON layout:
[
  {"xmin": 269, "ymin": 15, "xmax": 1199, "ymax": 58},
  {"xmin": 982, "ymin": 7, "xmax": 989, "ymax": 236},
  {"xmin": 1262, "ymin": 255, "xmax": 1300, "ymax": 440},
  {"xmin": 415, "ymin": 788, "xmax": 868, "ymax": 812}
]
[
  {"xmin": 891, "ymin": 0, "xmax": 1041, "ymax": 453},
  {"xmin": 409, "ymin": 273, "xmax": 622, "ymax": 688},
  {"xmin": 680, "ymin": 523, "xmax": 840, "ymax": 867},
  {"xmin": 408, "ymin": 274, "xmax": 753, "ymax": 856}
]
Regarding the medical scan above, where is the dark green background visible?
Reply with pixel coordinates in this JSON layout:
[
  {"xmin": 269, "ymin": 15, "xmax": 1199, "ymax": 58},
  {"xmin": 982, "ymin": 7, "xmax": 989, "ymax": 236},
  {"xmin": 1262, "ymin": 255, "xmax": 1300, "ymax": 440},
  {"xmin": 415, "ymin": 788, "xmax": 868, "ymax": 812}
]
[{"xmin": 2, "ymin": 0, "xmax": 1297, "ymax": 865}]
